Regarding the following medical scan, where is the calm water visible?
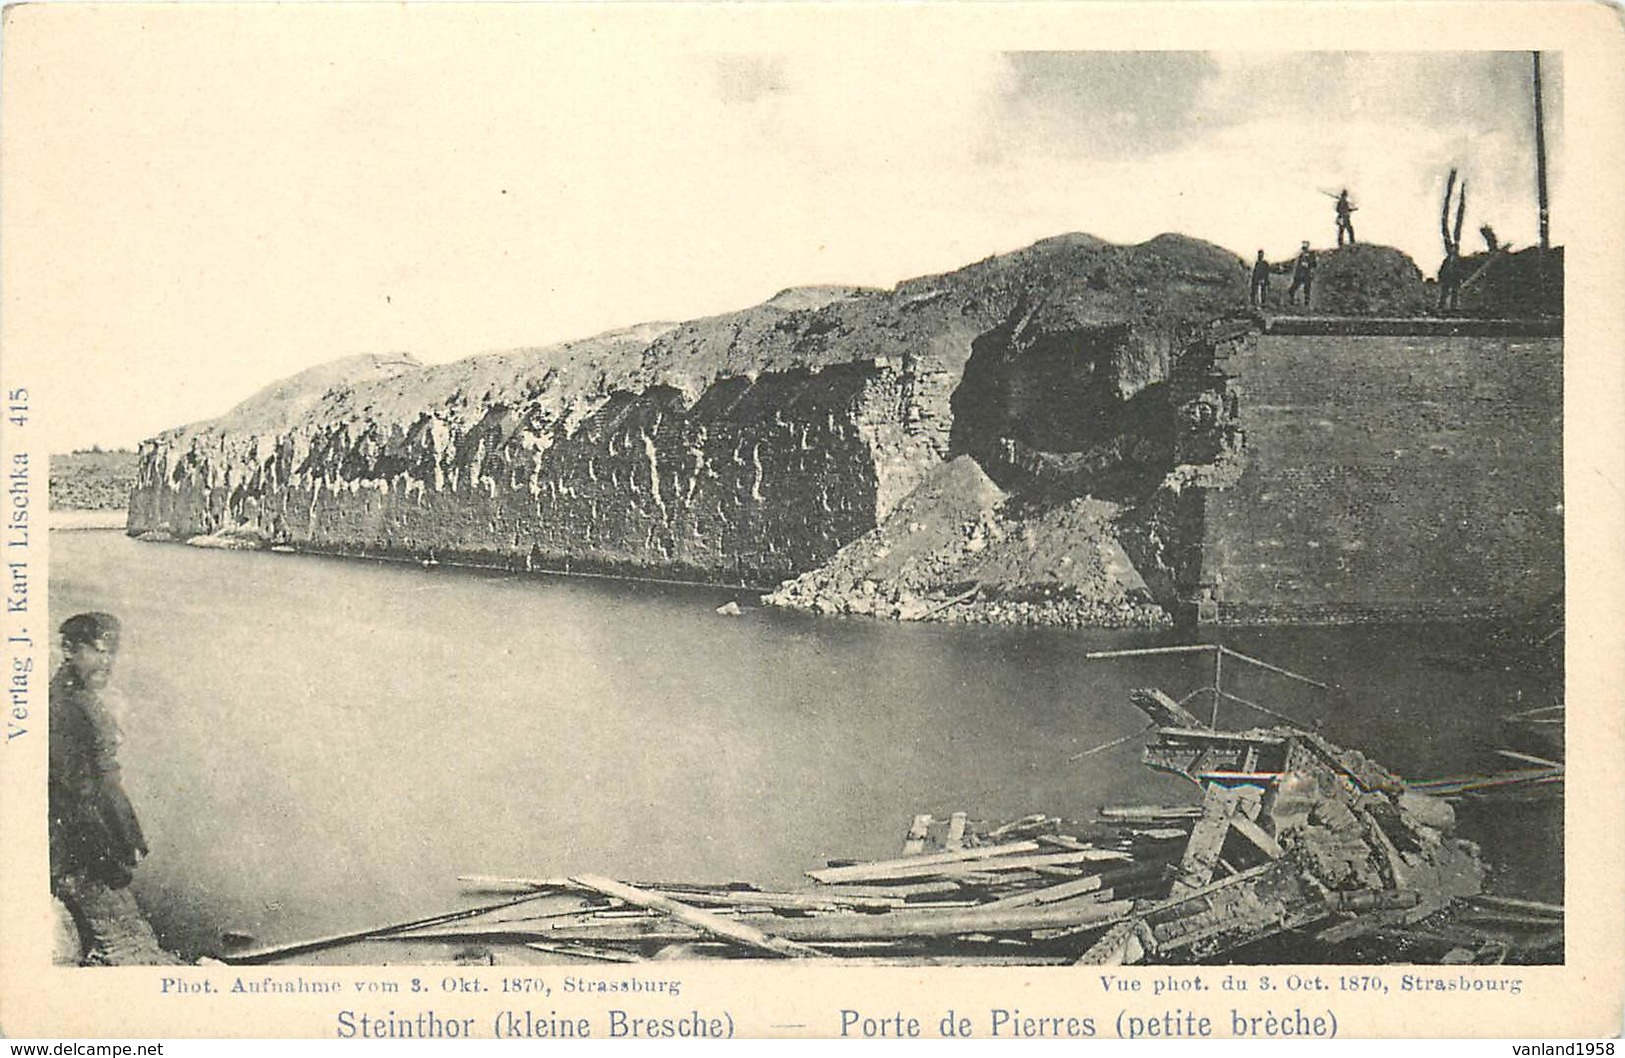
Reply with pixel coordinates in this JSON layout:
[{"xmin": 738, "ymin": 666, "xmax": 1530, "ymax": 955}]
[{"xmin": 48, "ymin": 530, "xmax": 1561, "ymax": 961}]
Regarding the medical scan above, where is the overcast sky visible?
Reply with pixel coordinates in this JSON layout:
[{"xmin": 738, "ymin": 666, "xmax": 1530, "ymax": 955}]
[{"xmin": 3, "ymin": 8, "xmax": 1565, "ymax": 451}]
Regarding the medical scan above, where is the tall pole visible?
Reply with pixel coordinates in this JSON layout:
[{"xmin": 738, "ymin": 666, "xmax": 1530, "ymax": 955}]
[{"xmin": 1533, "ymin": 52, "xmax": 1550, "ymax": 251}]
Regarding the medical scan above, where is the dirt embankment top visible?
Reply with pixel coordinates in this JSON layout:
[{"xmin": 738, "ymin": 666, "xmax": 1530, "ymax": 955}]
[
  {"xmin": 1259, "ymin": 241, "xmax": 1562, "ymax": 319},
  {"xmin": 1312, "ymin": 244, "xmax": 1433, "ymax": 316},
  {"xmin": 146, "ymin": 232, "xmax": 1252, "ymax": 453}
]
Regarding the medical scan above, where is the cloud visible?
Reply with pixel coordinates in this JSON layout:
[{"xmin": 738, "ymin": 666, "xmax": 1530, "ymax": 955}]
[{"xmin": 993, "ymin": 51, "xmax": 1220, "ymax": 158}]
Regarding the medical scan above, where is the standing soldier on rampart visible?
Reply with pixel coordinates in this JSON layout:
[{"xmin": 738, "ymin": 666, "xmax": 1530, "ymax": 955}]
[
  {"xmin": 1287, "ymin": 242, "xmax": 1316, "ymax": 308},
  {"xmin": 1335, "ymin": 189, "xmax": 1358, "ymax": 246},
  {"xmin": 1250, "ymin": 250, "xmax": 1271, "ymax": 309}
]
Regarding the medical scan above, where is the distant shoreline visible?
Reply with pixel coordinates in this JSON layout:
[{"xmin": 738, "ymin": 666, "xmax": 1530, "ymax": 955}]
[{"xmin": 49, "ymin": 508, "xmax": 127, "ymax": 531}]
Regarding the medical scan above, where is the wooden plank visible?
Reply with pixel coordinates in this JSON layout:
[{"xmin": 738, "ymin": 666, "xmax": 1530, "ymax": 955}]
[
  {"xmin": 1196, "ymin": 771, "xmax": 1281, "ymax": 784},
  {"xmin": 1228, "ymin": 813, "xmax": 1285, "ymax": 859},
  {"xmin": 523, "ymin": 941, "xmax": 644, "ymax": 963},
  {"xmin": 222, "ymin": 892, "xmax": 554, "ymax": 965},
  {"xmin": 932, "ymin": 870, "xmax": 1028, "ymax": 886},
  {"xmin": 569, "ymin": 875, "xmax": 827, "ymax": 959},
  {"xmin": 1219, "ymin": 688, "xmax": 1308, "ymax": 729},
  {"xmin": 1314, "ymin": 916, "xmax": 1378, "ymax": 946},
  {"xmin": 1085, "ymin": 645, "xmax": 1218, "ymax": 659},
  {"xmin": 458, "ymin": 874, "xmax": 758, "ymax": 895},
  {"xmin": 458, "ymin": 875, "xmax": 576, "ymax": 892},
  {"xmin": 397, "ymin": 902, "xmax": 620, "ymax": 935},
  {"xmin": 1495, "ymin": 748, "xmax": 1562, "ymax": 769},
  {"xmin": 823, "ymin": 881, "xmax": 960, "ymax": 899},
  {"xmin": 945, "ymin": 812, "xmax": 968, "ymax": 851},
  {"xmin": 977, "ymin": 874, "xmax": 1106, "ymax": 912},
  {"xmin": 1130, "ymin": 688, "xmax": 1209, "ymax": 730},
  {"xmin": 1128, "ymin": 828, "xmax": 1191, "ymax": 841},
  {"xmin": 1156, "ymin": 727, "xmax": 1287, "ymax": 744},
  {"xmin": 1032, "ymin": 894, "xmax": 1121, "ymax": 939},
  {"xmin": 1158, "ymin": 895, "xmax": 1326, "ymax": 955},
  {"xmin": 919, "ymin": 584, "xmax": 980, "ymax": 619},
  {"xmin": 659, "ymin": 889, "xmax": 902, "ymax": 911},
  {"xmin": 1070, "ymin": 730, "xmax": 1144, "ymax": 760},
  {"xmin": 986, "ymin": 815, "xmax": 1051, "ymax": 839},
  {"xmin": 1465, "ymin": 894, "xmax": 1563, "ymax": 917},
  {"xmin": 1099, "ymin": 805, "xmax": 1203, "ymax": 823},
  {"xmin": 1217, "ymin": 646, "xmax": 1335, "ymax": 690},
  {"xmin": 1075, "ymin": 919, "xmax": 1142, "ymax": 965},
  {"xmin": 1410, "ymin": 767, "xmax": 1563, "ymax": 795},
  {"xmin": 806, "ymin": 841, "xmax": 1042, "ymax": 884},
  {"xmin": 896, "ymin": 849, "xmax": 1131, "ymax": 880},
  {"xmin": 1157, "ymin": 863, "xmax": 1278, "ymax": 909},
  {"xmin": 1172, "ymin": 785, "xmax": 1243, "ymax": 895},
  {"xmin": 1503, "ymin": 704, "xmax": 1564, "ymax": 721},
  {"xmin": 902, "ymin": 814, "xmax": 933, "ymax": 856},
  {"xmin": 1458, "ymin": 911, "xmax": 1571, "ymax": 929},
  {"xmin": 387, "ymin": 921, "xmax": 625, "ymax": 940}
]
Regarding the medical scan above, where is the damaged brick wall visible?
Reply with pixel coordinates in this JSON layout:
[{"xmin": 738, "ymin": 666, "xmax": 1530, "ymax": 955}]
[
  {"xmin": 1196, "ymin": 332, "xmax": 1563, "ymax": 623},
  {"xmin": 131, "ymin": 357, "xmax": 939, "ymax": 586}
]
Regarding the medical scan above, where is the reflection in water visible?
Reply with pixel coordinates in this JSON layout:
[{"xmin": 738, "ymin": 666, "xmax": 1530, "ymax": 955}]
[{"xmin": 49, "ymin": 531, "xmax": 1560, "ymax": 961}]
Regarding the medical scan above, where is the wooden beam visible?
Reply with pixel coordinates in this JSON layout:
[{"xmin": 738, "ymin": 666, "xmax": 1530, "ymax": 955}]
[
  {"xmin": 977, "ymin": 874, "xmax": 1106, "ymax": 911},
  {"xmin": 1409, "ymin": 767, "xmax": 1563, "ymax": 795},
  {"xmin": 1218, "ymin": 646, "xmax": 1335, "ymax": 690},
  {"xmin": 928, "ymin": 849, "xmax": 1131, "ymax": 875},
  {"xmin": 1086, "ymin": 644, "xmax": 1218, "ymax": 659},
  {"xmin": 1228, "ymin": 813, "xmax": 1285, "ymax": 859},
  {"xmin": 523, "ymin": 941, "xmax": 644, "ymax": 963},
  {"xmin": 902, "ymin": 814, "xmax": 933, "ymax": 856},
  {"xmin": 1172, "ymin": 786, "xmax": 1243, "ymax": 894},
  {"xmin": 658, "ymin": 889, "xmax": 902, "ymax": 911},
  {"xmin": 1131, "ymin": 688, "xmax": 1209, "ymax": 730},
  {"xmin": 569, "ymin": 875, "xmax": 827, "ymax": 959},
  {"xmin": 806, "ymin": 841, "xmax": 1042, "ymax": 884},
  {"xmin": 221, "ymin": 892, "xmax": 553, "ymax": 965},
  {"xmin": 1495, "ymin": 748, "xmax": 1562, "ymax": 769},
  {"xmin": 1219, "ymin": 688, "xmax": 1309, "ymax": 729},
  {"xmin": 1070, "ymin": 729, "xmax": 1147, "ymax": 761},
  {"xmin": 1099, "ymin": 805, "xmax": 1203, "ymax": 823},
  {"xmin": 1465, "ymin": 894, "xmax": 1563, "ymax": 917},
  {"xmin": 920, "ymin": 584, "xmax": 980, "ymax": 620},
  {"xmin": 822, "ymin": 881, "xmax": 960, "ymax": 899}
]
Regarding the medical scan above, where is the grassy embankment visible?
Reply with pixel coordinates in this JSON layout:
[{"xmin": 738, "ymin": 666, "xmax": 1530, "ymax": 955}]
[{"xmin": 50, "ymin": 448, "xmax": 137, "ymax": 528}]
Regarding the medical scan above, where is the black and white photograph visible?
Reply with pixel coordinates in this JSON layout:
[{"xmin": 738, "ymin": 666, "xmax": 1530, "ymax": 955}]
[{"xmin": 2, "ymin": 2, "xmax": 1621, "ymax": 1043}]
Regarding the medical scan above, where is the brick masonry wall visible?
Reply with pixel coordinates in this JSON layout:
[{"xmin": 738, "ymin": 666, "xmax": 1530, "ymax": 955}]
[
  {"xmin": 130, "ymin": 361, "xmax": 931, "ymax": 587},
  {"xmin": 1204, "ymin": 334, "xmax": 1563, "ymax": 622}
]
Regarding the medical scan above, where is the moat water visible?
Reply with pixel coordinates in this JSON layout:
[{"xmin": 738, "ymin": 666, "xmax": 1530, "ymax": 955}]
[{"xmin": 48, "ymin": 529, "xmax": 1562, "ymax": 962}]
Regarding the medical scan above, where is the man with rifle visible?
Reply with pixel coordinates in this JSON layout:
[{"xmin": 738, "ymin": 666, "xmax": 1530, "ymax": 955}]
[{"xmin": 1334, "ymin": 189, "xmax": 1358, "ymax": 246}]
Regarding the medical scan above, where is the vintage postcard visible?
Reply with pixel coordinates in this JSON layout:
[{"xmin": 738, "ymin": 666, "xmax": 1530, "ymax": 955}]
[{"xmin": 2, "ymin": 0, "xmax": 1621, "ymax": 1043}]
